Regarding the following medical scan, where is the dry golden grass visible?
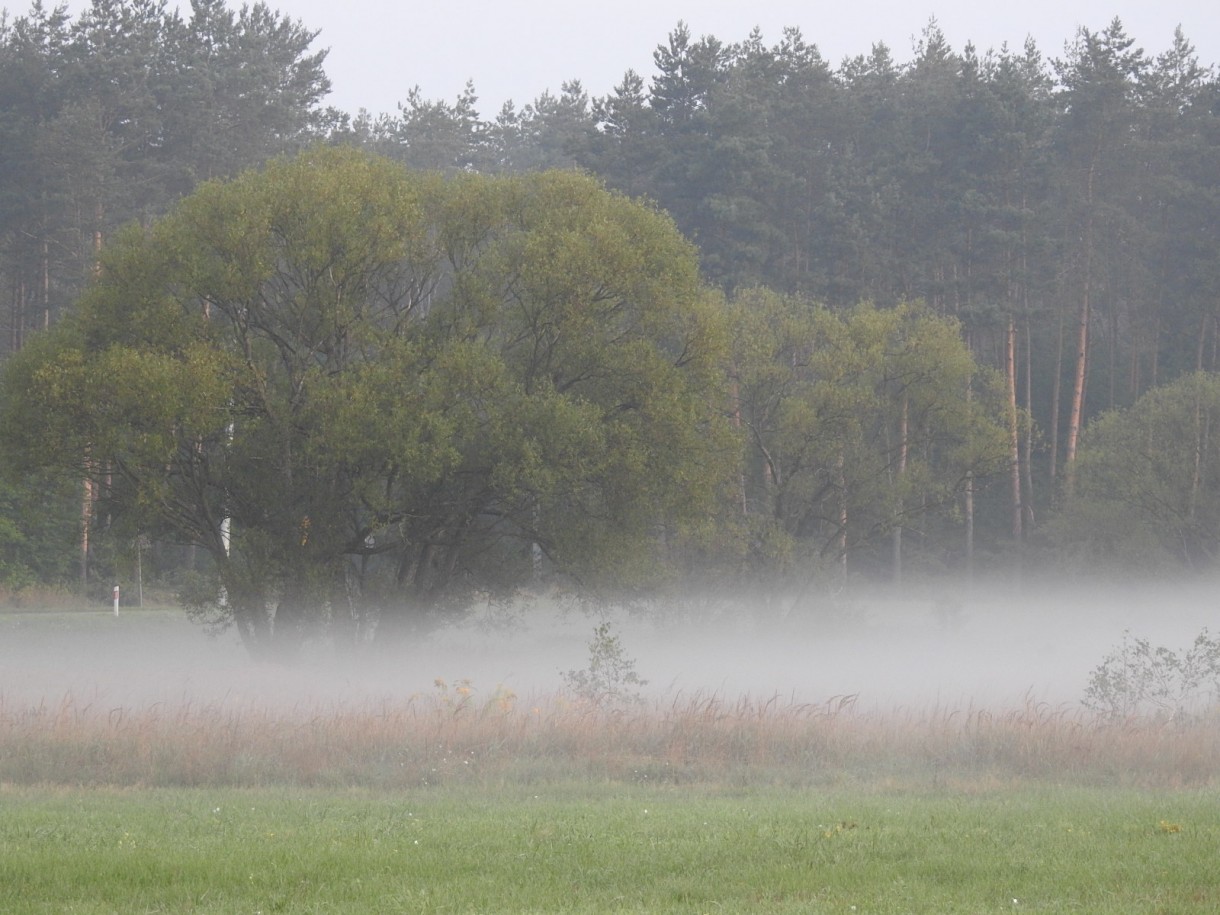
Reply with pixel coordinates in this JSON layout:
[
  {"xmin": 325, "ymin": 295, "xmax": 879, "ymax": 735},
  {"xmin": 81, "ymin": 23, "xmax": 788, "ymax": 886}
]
[
  {"xmin": 3, "ymin": 684, "xmax": 1218, "ymax": 790},
  {"xmin": 0, "ymin": 585, "xmax": 89, "ymax": 611}
]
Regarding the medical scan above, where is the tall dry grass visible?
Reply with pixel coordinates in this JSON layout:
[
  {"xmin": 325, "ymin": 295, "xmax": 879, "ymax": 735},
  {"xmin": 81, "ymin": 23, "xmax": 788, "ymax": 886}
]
[
  {"xmin": 0, "ymin": 584, "xmax": 88, "ymax": 611},
  {"xmin": 2, "ymin": 685, "xmax": 1217, "ymax": 790}
]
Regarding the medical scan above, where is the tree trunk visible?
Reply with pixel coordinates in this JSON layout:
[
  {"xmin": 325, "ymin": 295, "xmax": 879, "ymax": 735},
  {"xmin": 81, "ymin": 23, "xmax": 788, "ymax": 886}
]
[
  {"xmin": 1063, "ymin": 293, "xmax": 1089, "ymax": 497},
  {"xmin": 729, "ymin": 366, "xmax": 747, "ymax": 514},
  {"xmin": 79, "ymin": 476, "xmax": 92, "ymax": 593},
  {"xmin": 1107, "ymin": 306, "xmax": 1117, "ymax": 411},
  {"xmin": 964, "ymin": 379, "xmax": 975, "ymax": 580},
  {"xmin": 41, "ymin": 235, "xmax": 50, "ymax": 331},
  {"xmin": 1189, "ymin": 378, "xmax": 1208, "ymax": 524},
  {"xmin": 1211, "ymin": 312, "xmax": 1219, "ymax": 372},
  {"xmin": 78, "ymin": 209, "xmax": 106, "ymax": 592},
  {"xmin": 1063, "ymin": 161, "xmax": 1097, "ymax": 496},
  {"xmin": 892, "ymin": 395, "xmax": 908, "ymax": 585},
  {"xmin": 1021, "ymin": 317, "xmax": 1036, "ymax": 531},
  {"xmin": 1151, "ymin": 315, "xmax": 1160, "ymax": 388},
  {"xmin": 964, "ymin": 469, "xmax": 974, "ymax": 581},
  {"xmin": 10, "ymin": 278, "xmax": 24, "ymax": 353},
  {"xmin": 1005, "ymin": 315, "xmax": 1022, "ymax": 542},
  {"xmin": 1196, "ymin": 313, "xmax": 1209, "ymax": 373},
  {"xmin": 836, "ymin": 450, "xmax": 848, "ymax": 587},
  {"xmin": 1049, "ymin": 313, "xmax": 1065, "ymax": 485}
]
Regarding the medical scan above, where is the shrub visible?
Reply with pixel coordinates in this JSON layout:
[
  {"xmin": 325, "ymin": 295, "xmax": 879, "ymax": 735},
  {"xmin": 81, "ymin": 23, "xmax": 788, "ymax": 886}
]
[
  {"xmin": 1083, "ymin": 629, "xmax": 1220, "ymax": 721},
  {"xmin": 561, "ymin": 622, "xmax": 648, "ymax": 708}
]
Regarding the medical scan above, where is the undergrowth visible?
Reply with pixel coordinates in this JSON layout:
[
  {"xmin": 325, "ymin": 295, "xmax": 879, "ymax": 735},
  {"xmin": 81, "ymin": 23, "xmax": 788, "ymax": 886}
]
[
  {"xmin": 2, "ymin": 685, "xmax": 1218, "ymax": 790},
  {"xmin": 560, "ymin": 621, "xmax": 648, "ymax": 708},
  {"xmin": 1083, "ymin": 629, "xmax": 1220, "ymax": 721}
]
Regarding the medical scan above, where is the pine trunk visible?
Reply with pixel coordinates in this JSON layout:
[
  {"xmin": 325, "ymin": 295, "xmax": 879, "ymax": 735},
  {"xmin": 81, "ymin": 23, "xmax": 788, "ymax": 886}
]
[
  {"xmin": 1063, "ymin": 161, "xmax": 1097, "ymax": 496},
  {"xmin": 891, "ymin": 395, "xmax": 908, "ymax": 585},
  {"xmin": 1049, "ymin": 313, "xmax": 1065, "ymax": 485},
  {"xmin": 1006, "ymin": 315, "xmax": 1022, "ymax": 542}
]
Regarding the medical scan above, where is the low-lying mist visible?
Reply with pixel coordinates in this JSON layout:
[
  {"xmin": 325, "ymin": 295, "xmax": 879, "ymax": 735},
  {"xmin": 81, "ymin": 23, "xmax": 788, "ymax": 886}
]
[{"xmin": 3, "ymin": 575, "xmax": 1216, "ymax": 715}]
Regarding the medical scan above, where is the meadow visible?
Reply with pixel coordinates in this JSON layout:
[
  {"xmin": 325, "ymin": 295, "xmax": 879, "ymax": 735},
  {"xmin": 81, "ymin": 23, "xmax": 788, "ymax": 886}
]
[
  {"xmin": 2, "ymin": 607, "xmax": 1220, "ymax": 912},
  {"xmin": 2, "ymin": 782, "xmax": 1218, "ymax": 913}
]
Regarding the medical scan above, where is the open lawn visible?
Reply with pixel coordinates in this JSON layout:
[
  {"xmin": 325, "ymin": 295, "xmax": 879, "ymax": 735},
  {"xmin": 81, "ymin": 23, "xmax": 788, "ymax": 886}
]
[{"xmin": 2, "ymin": 783, "xmax": 1218, "ymax": 913}]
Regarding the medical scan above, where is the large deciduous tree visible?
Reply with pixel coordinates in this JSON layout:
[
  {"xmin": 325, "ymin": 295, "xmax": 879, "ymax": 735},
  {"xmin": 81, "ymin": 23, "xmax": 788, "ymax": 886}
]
[
  {"xmin": 1054, "ymin": 372, "xmax": 1220, "ymax": 570},
  {"xmin": 729, "ymin": 290, "xmax": 1010, "ymax": 591},
  {"xmin": 0, "ymin": 148, "xmax": 734, "ymax": 655}
]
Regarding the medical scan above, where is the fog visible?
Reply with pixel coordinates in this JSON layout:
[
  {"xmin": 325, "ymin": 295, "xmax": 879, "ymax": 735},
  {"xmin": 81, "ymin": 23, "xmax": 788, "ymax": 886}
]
[{"xmin": 2, "ymin": 577, "xmax": 1217, "ymax": 714}]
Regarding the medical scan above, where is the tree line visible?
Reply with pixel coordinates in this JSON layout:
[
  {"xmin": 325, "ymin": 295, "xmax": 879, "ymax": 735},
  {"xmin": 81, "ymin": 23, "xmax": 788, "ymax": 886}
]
[
  {"xmin": 0, "ymin": 0, "xmax": 334, "ymax": 351},
  {"xmin": 1, "ymin": 2, "xmax": 1218, "ymax": 646},
  {"xmin": 353, "ymin": 18, "xmax": 1220, "ymax": 535},
  {"xmin": 0, "ymin": 149, "xmax": 1009, "ymax": 654}
]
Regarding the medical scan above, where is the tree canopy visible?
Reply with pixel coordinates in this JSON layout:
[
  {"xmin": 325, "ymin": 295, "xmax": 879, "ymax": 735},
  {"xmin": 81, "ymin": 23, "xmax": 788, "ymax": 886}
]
[
  {"xmin": 729, "ymin": 291, "xmax": 1010, "ymax": 588},
  {"xmin": 0, "ymin": 148, "xmax": 734, "ymax": 653},
  {"xmin": 1054, "ymin": 373, "xmax": 1220, "ymax": 570},
  {"xmin": 0, "ymin": 0, "xmax": 333, "ymax": 351}
]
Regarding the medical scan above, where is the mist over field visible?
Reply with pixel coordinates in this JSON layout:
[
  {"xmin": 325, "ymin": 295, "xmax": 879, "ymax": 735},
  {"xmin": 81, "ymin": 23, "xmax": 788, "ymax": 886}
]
[{"xmin": 3, "ymin": 577, "xmax": 1216, "ymax": 714}]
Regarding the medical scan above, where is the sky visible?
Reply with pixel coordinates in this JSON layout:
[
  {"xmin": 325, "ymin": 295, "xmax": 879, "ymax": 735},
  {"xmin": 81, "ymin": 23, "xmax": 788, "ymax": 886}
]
[{"xmin": 251, "ymin": 0, "xmax": 1220, "ymax": 118}]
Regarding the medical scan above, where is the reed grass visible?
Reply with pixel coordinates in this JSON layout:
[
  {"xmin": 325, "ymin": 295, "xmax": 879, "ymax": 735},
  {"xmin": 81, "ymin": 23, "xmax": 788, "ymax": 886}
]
[{"xmin": 3, "ymin": 684, "xmax": 1217, "ymax": 790}]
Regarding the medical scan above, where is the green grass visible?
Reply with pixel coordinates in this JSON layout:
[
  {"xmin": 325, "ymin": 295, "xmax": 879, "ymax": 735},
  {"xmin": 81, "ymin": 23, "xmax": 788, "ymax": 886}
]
[{"xmin": 1, "ymin": 782, "xmax": 1216, "ymax": 913}]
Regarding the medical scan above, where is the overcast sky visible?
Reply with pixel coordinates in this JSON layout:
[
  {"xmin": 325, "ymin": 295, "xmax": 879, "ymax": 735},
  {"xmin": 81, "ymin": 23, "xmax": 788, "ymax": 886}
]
[
  {"xmin": 257, "ymin": 0, "xmax": 1219, "ymax": 118},
  {"xmin": 39, "ymin": 1, "xmax": 1219, "ymax": 117}
]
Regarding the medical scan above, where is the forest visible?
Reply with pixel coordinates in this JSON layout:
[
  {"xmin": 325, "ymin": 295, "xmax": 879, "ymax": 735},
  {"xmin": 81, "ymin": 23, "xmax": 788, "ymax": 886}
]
[{"xmin": 1, "ymin": 0, "xmax": 1218, "ymax": 651}]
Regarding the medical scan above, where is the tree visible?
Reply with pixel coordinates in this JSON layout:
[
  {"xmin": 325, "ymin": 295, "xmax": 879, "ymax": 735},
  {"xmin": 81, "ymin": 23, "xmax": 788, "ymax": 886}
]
[
  {"xmin": 508, "ymin": 80, "xmax": 595, "ymax": 171},
  {"xmin": 0, "ymin": 0, "xmax": 332, "ymax": 358},
  {"xmin": 0, "ymin": 148, "xmax": 734, "ymax": 655},
  {"xmin": 378, "ymin": 81, "xmax": 484, "ymax": 172},
  {"xmin": 1053, "ymin": 372, "xmax": 1220, "ymax": 570},
  {"xmin": 0, "ymin": 467, "xmax": 80, "ymax": 589},
  {"xmin": 730, "ymin": 291, "xmax": 1010, "ymax": 591},
  {"xmin": 1133, "ymin": 28, "xmax": 1220, "ymax": 384},
  {"xmin": 163, "ymin": 0, "xmax": 333, "ymax": 186},
  {"xmin": 649, "ymin": 21, "xmax": 730, "ymax": 126},
  {"xmin": 0, "ymin": 1, "xmax": 75, "ymax": 351},
  {"xmin": 1050, "ymin": 20, "xmax": 1148, "ymax": 491},
  {"xmin": 587, "ymin": 69, "xmax": 659, "ymax": 197}
]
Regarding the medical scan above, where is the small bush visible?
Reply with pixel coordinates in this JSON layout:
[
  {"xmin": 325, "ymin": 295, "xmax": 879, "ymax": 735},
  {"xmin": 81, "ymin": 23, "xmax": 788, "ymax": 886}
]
[
  {"xmin": 1083, "ymin": 629, "xmax": 1220, "ymax": 721},
  {"xmin": 561, "ymin": 622, "xmax": 648, "ymax": 708}
]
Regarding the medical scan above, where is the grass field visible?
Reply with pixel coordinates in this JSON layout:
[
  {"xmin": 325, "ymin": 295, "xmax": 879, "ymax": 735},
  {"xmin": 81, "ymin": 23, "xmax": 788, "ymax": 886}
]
[
  {"xmin": 2, "ymin": 608, "xmax": 1220, "ymax": 912},
  {"xmin": 2, "ymin": 783, "xmax": 1218, "ymax": 913}
]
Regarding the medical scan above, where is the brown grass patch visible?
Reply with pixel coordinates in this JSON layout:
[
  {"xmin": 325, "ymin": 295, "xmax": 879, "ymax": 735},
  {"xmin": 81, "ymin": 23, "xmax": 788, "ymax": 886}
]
[{"xmin": 2, "ymin": 687, "xmax": 1217, "ymax": 790}]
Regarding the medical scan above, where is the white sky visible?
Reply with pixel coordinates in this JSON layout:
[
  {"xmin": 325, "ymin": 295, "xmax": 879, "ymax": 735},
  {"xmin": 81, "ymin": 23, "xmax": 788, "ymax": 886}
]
[
  {"xmin": 265, "ymin": 0, "xmax": 1220, "ymax": 117},
  {"xmin": 39, "ymin": 1, "xmax": 1218, "ymax": 117}
]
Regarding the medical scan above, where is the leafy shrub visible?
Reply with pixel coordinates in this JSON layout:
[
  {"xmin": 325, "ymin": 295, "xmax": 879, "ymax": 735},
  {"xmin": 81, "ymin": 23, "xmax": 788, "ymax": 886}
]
[
  {"xmin": 1084, "ymin": 629, "xmax": 1220, "ymax": 721},
  {"xmin": 561, "ymin": 622, "xmax": 648, "ymax": 707}
]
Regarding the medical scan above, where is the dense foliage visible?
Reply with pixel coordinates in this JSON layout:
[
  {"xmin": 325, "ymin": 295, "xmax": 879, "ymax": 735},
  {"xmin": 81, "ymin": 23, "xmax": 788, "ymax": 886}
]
[
  {"xmin": 341, "ymin": 17, "xmax": 1220, "ymax": 540},
  {"xmin": 0, "ymin": 0, "xmax": 334, "ymax": 349},
  {"xmin": 0, "ymin": 149, "xmax": 735, "ymax": 652},
  {"xmin": 1056, "ymin": 373, "xmax": 1220, "ymax": 569},
  {"xmin": 728, "ymin": 292, "xmax": 1008, "ymax": 587},
  {"xmin": 2, "ymin": 2, "xmax": 1219, "ymax": 640}
]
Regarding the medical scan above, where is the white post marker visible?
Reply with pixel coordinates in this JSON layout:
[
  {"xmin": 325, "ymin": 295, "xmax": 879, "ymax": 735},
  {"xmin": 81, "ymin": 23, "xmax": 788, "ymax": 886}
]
[{"xmin": 113, "ymin": 584, "xmax": 120, "ymax": 617}]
